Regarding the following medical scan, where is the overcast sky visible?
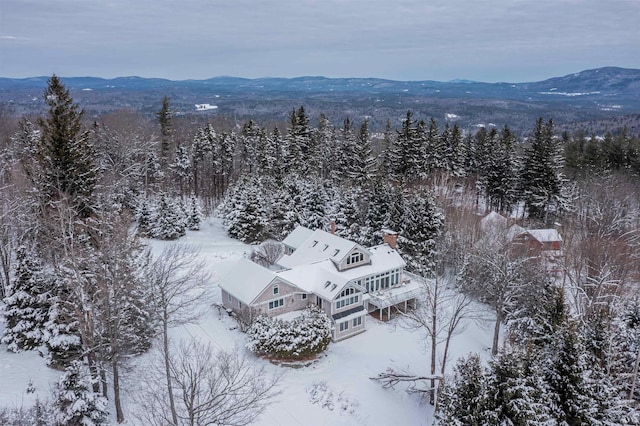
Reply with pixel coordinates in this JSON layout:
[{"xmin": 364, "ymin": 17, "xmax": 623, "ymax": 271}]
[{"xmin": 1, "ymin": 0, "xmax": 639, "ymax": 82}]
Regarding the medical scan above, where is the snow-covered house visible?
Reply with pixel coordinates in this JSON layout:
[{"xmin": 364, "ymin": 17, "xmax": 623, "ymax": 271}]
[
  {"xmin": 512, "ymin": 228, "xmax": 564, "ymax": 273},
  {"xmin": 478, "ymin": 211, "xmax": 564, "ymax": 273},
  {"xmin": 217, "ymin": 226, "xmax": 421, "ymax": 341}
]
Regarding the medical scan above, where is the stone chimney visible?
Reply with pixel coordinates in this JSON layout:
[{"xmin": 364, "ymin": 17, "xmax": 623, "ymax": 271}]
[
  {"xmin": 382, "ymin": 229, "xmax": 398, "ymax": 249},
  {"xmin": 330, "ymin": 219, "xmax": 336, "ymax": 235}
]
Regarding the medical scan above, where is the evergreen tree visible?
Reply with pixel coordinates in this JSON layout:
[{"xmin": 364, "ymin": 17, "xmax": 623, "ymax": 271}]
[
  {"xmin": 156, "ymin": 96, "xmax": 173, "ymax": 172},
  {"xmin": 424, "ymin": 117, "xmax": 444, "ymax": 174},
  {"xmin": 1, "ymin": 246, "xmax": 51, "ymax": 352},
  {"xmin": 54, "ymin": 360, "xmax": 108, "ymax": 426},
  {"xmin": 398, "ymin": 190, "xmax": 444, "ymax": 274},
  {"xmin": 37, "ymin": 75, "xmax": 98, "ymax": 218},
  {"xmin": 284, "ymin": 107, "xmax": 311, "ymax": 174},
  {"xmin": 171, "ymin": 145, "xmax": 191, "ymax": 197},
  {"xmin": 437, "ymin": 354, "xmax": 489, "ymax": 426},
  {"xmin": 299, "ymin": 180, "xmax": 328, "ymax": 231},
  {"xmin": 362, "ymin": 177, "xmax": 391, "ymax": 246},
  {"xmin": 226, "ymin": 177, "xmax": 269, "ymax": 243},
  {"xmin": 334, "ymin": 118, "xmax": 357, "ymax": 180},
  {"xmin": 520, "ymin": 118, "xmax": 569, "ymax": 222},
  {"xmin": 332, "ymin": 187, "xmax": 362, "ymax": 242},
  {"xmin": 186, "ymin": 195, "xmax": 202, "ymax": 231},
  {"xmin": 349, "ymin": 119, "xmax": 377, "ymax": 187},
  {"xmin": 484, "ymin": 125, "xmax": 518, "ymax": 213},
  {"xmin": 151, "ymin": 193, "xmax": 186, "ymax": 240},
  {"xmin": 44, "ymin": 276, "xmax": 83, "ymax": 369}
]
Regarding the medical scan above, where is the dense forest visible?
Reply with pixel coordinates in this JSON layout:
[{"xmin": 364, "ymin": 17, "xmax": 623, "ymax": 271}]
[{"xmin": 1, "ymin": 76, "xmax": 640, "ymax": 424}]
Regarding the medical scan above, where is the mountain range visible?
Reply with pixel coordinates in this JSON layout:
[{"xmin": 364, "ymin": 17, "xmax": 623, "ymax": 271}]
[{"xmin": 2, "ymin": 67, "xmax": 640, "ymax": 135}]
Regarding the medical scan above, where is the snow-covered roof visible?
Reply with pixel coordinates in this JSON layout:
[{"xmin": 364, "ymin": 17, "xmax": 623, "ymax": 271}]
[
  {"xmin": 276, "ymin": 243, "xmax": 405, "ymax": 300},
  {"xmin": 507, "ymin": 224, "xmax": 526, "ymax": 240},
  {"xmin": 215, "ymin": 257, "xmax": 282, "ymax": 304},
  {"xmin": 480, "ymin": 211, "xmax": 508, "ymax": 234},
  {"xmin": 277, "ymin": 229, "xmax": 369, "ymax": 269},
  {"xmin": 281, "ymin": 225, "xmax": 314, "ymax": 250},
  {"xmin": 520, "ymin": 229, "xmax": 562, "ymax": 243}
]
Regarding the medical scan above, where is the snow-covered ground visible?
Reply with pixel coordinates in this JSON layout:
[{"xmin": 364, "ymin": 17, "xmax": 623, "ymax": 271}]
[{"xmin": 0, "ymin": 217, "xmax": 495, "ymax": 425}]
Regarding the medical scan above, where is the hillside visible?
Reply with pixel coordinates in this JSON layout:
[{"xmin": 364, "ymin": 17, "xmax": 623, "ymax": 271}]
[{"xmin": 2, "ymin": 67, "xmax": 640, "ymax": 135}]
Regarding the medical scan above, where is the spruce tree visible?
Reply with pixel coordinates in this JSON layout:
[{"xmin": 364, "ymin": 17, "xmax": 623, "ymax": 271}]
[
  {"xmin": 349, "ymin": 119, "xmax": 377, "ymax": 187},
  {"xmin": 37, "ymin": 75, "xmax": 98, "ymax": 218},
  {"xmin": 54, "ymin": 360, "xmax": 108, "ymax": 426},
  {"xmin": 152, "ymin": 193, "xmax": 186, "ymax": 240},
  {"xmin": 398, "ymin": 190, "xmax": 444, "ymax": 274},
  {"xmin": 1, "ymin": 246, "xmax": 51, "ymax": 352},
  {"xmin": 156, "ymin": 96, "xmax": 173, "ymax": 172},
  {"xmin": 520, "ymin": 118, "xmax": 569, "ymax": 222},
  {"xmin": 226, "ymin": 177, "xmax": 269, "ymax": 243}
]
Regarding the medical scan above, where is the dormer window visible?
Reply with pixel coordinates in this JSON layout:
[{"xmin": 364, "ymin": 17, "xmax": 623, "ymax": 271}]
[
  {"xmin": 333, "ymin": 249, "xmax": 340, "ymax": 257},
  {"xmin": 346, "ymin": 252, "xmax": 364, "ymax": 265},
  {"xmin": 273, "ymin": 285, "xmax": 279, "ymax": 295},
  {"xmin": 312, "ymin": 240, "xmax": 318, "ymax": 247},
  {"xmin": 322, "ymin": 244, "xmax": 329, "ymax": 251}
]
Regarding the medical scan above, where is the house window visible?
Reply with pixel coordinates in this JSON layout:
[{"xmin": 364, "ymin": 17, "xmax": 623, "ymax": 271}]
[
  {"xmin": 238, "ymin": 301, "xmax": 243, "ymax": 309},
  {"xmin": 268, "ymin": 298, "xmax": 284, "ymax": 310},
  {"xmin": 273, "ymin": 285, "xmax": 279, "ymax": 295},
  {"xmin": 339, "ymin": 321, "xmax": 349, "ymax": 332},
  {"xmin": 353, "ymin": 316, "xmax": 362, "ymax": 327},
  {"xmin": 228, "ymin": 293, "xmax": 232, "ymax": 303},
  {"xmin": 336, "ymin": 294, "xmax": 358, "ymax": 309},
  {"xmin": 302, "ymin": 293, "xmax": 307, "ymax": 300},
  {"xmin": 347, "ymin": 252, "xmax": 364, "ymax": 265}
]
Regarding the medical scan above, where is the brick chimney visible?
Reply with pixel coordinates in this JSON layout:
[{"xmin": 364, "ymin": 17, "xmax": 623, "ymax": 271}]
[
  {"xmin": 330, "ymin": 219, "xmax": 336, "ymax": 235},
  {"xmin": 382, "ymin": 229, "xmax": 397, "ymax": 249}
]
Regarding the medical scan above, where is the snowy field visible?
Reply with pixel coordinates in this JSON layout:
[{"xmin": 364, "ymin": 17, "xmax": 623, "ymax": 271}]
[{"xmin": 0, "ymin": 217, "xmax": 495, "ymax": 425}]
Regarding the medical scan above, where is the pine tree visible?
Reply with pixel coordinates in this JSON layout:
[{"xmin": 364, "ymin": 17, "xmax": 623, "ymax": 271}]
[
  {"xmin": 54, "ymin": 360, "xmax": 108, "ymax": 426},
  {"xmin": 37, "ymin": 75, "xmax": 98, "ymax": 218},
  {"xmin": 1, "ymin": 246, "xmax": 51, "ymax": 352}
]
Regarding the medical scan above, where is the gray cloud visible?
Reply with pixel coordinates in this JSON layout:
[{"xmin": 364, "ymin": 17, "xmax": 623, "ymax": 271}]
[{"xmin": 1, "ymin": 0, "xmax": 638, "ymax": 81}]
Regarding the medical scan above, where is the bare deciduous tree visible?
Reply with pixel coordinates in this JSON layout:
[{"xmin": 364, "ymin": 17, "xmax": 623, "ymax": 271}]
[
  {"xmin": 399, "ymin": 272, "xmax": 473, "ymax": 405},
  {"xmin": 149, "ymin": 244, "xmax": 212, "ymax": 426},
  {"xmin": 249, "ymin": 239, "xmax": 284, "ymax": 267},
  {"xmin": 135, "ymin": 339, "xmax": 280, "ymax": 426}
]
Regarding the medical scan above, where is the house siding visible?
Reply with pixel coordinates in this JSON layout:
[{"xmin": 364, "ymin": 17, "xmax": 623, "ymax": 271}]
[
  {"xmin": 252, "ymin": 278, "xmax": 308, "ymax": 317},
  {"xmin": 334, "ymin": 315, "xmax": 366, "ymax": 341}
]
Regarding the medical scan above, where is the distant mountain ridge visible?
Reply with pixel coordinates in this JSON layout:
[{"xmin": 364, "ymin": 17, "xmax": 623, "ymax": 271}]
[
  {"xmin": 2, "ymin": 66, "xmax": 639, "ymax": 99},
  {"xmin": 2, "ymin": 67, "xmax": 640, "ymax": 135}
]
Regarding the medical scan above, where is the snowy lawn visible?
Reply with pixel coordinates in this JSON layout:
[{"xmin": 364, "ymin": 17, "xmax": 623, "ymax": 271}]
[{"xmin": 0, "ymin": 217, "xmax": 496, "ymax": 425}]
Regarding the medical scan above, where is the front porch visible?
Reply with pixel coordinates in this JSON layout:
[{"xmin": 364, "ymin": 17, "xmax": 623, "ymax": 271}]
[{"xmin": 366, "ymin": 276, "xmax": 424, "ymax": 321}]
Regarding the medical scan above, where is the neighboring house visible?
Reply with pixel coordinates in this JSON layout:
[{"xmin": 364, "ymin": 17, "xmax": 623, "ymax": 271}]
[
  {"xmin": 478, "ymin": 211, "xmax": 564, "ymax": 273},
  {"xmin": 217, "ymin": 225, "xmax": 422, "ymax": 341},
  {"xmin": 512, "ymin": 228, "xmax": 564, "ymax": 273}
]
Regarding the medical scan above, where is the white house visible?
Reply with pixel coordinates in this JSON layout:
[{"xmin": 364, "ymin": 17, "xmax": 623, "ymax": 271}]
[{"xmin": 217, "ymin": 226, "xmax": 422, "ymax": 341}]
